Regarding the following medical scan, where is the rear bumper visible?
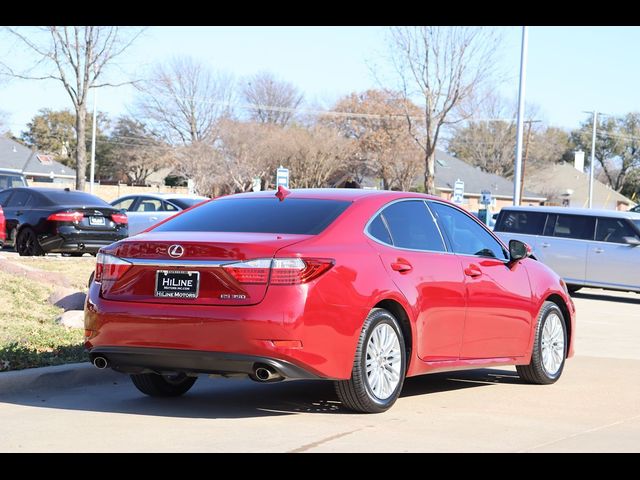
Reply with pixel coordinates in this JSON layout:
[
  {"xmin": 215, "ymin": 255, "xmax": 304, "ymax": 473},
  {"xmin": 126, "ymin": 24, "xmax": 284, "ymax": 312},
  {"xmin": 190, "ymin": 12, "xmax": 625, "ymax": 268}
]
[
  {"xmin": 88, "ymin": 346, "xmax": 321, "ymax": 379},
  {"xmin": 39, "ymin": 230, "xmax": 127, "ymax": 253},
  {"xmin": 84, "ymin": 280, "xmax": 367, "ymax": 380}
]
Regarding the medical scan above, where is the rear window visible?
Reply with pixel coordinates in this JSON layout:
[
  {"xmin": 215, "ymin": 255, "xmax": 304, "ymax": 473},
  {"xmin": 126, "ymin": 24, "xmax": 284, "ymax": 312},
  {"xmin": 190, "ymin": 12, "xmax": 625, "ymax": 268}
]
[
  {"xmin": 169, "ymin": 197, "xmax": 208, "ymax": 209},
  {"xmin": 41, "ymin": 190, "xmax": 110, "ymax": 206},
  {"xmin": 153, "ymin": 197, "xmax": 351, "ymax": 235},
  {"xmin": 495, "ymin": 210, "xmax": 546, "ymax": 235}
]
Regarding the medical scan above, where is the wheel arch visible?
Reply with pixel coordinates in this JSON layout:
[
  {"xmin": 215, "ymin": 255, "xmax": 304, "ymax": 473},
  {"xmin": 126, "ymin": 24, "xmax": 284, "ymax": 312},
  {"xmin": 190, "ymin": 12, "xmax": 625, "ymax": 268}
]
[
  {"xmin": 544, "ymin": 293, "xmax": 572, "ymax": 358},
  {"xmin": 372, "ymin": 298, "xmax": 413, "ymax": 367}
]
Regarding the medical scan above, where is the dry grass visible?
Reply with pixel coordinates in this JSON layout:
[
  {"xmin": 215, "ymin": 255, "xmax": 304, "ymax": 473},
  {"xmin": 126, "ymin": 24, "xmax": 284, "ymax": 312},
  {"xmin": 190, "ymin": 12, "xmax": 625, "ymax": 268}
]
[
  {"xmin": 0, "ymin": 256, "xmax": 90, "ymax": 371},
  {"xmin": 9, "ymin": 256, "xmax": 96, "ymax": 291}
]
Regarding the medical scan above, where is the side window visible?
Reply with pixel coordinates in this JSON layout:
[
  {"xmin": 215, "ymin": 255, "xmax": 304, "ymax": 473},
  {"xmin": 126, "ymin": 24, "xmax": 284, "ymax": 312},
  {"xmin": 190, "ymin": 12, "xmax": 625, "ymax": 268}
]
[
  {"xmin": 367, "ymin": 214, "xmax": 392, "ymax": 245},
  {"xmin": 495, "ymin": 211, "xmax": 546, "ymax": 235},
  {"xmin": 163, "ymin": 201, "xmax": 179, "ymax": 212},
  {"xmin": 0, "ymin": 190, "xmax": 13, "ymax": 206},
  {"xmin": 552, "ymin": 215, "xmax": 595, "ymax": 240},
  {"xmin": 429, "ymin": 202, "xmax": 508, "ymax": 260},
  {"xmin": 380, "ymin": 200, "xmax": 445, "ymax": 251},
  {"xmin": 7, "ymin": 191, "xmax": 32, "ymax": 208},
  {"xmin": 133, "ymin": 198, "xmax": 163, "ymax": 213},
  {"xmin": 112, "ymin": 197, "xmax": 136, "ymax": 212},
  {"xmin": 595, "ymin": 217, "xmax": 640, "ymax": 243}
]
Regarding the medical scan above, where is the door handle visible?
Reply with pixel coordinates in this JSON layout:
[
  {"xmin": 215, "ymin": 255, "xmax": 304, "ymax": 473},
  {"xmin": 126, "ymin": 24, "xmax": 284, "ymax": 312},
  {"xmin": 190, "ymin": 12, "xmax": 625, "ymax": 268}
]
[
  {"xmin": 541, "ymin": 242, "xmax": 550, "ymax": 248},
  {"xmin": 594, "ymin": 248, "xmax": 605, "ymax": 254},
  {"xmin": 390, "ymin": 260, "xmax": 412, "ymax": 273},
  {"xmin": 150, "ymin": 216, "xmax": 158, "ymax": 221},
  {"xmin": 16, "ymin": 210, "xmax": 23, "ymax": 216},
  {"xmin": 464, "ymin": 265, "xmax": 482, "ymax": 277}
]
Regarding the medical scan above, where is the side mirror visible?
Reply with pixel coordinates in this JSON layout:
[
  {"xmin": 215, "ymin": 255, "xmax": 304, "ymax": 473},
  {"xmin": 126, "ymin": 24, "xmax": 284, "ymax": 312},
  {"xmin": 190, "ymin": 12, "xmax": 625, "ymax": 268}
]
[
  {"xmin": 509, "ymin": 239, "xmax": 532, "ymax": 263},
  {"xmin": 623, "ymin": 236, "xmax": 640, "ymax": 247}
]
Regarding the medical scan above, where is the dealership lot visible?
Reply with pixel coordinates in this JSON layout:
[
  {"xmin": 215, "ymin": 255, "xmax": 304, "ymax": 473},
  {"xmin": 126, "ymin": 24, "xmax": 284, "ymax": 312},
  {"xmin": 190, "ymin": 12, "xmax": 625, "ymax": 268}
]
[{"xmin": 0, "ymin": 287, "xmax": 638, "ymax": 452}]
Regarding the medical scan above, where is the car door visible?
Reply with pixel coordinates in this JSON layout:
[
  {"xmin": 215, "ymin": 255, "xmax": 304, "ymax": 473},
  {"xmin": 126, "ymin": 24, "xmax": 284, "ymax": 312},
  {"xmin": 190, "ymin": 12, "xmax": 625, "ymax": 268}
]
[
  {"xmin": 538, "ymin": 213, "xmax": 595, "ymax": 286},
  {"xmin": 366, "ymin": 199, "xmax": 467, "ymax": 361},
  {"xmin": 586, "ymin": 217, "xmax": 640, "ymax": 289},
  {"xmin": 428, "ymin": 201, "xmax": 533, "ymax": 359},
  {"xmin": 3, "ymin": 190, "xmax": 34, "ymax": 239}
]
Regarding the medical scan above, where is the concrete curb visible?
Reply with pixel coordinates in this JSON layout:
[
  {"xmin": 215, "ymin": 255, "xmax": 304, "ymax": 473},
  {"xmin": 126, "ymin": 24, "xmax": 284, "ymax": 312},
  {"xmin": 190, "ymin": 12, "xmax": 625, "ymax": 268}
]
[{"xmin": 0, "ymin": 362, "xmax": 123, "ymax": 396}]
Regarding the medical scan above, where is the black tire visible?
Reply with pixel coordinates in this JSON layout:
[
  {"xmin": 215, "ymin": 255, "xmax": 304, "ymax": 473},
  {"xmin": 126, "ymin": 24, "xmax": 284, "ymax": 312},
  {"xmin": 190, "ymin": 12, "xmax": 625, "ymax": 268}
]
[
  {"xmin": 130, "ymin": 372, "xmax": 197, "ymax": 397},
  {"xmin": 567, "ymin": 285, "xmax": 582, "ymax": 294},
  {"xmin": 517, "ymin": 301, "xmax": 567, "ymax": 385},
  {"xmin": 16, "ymin": 227, "xmax": 44, "ymax": 256},
  {"xmin": 334, "ymin": 308, "xmax": 407, "ymax": 413}
]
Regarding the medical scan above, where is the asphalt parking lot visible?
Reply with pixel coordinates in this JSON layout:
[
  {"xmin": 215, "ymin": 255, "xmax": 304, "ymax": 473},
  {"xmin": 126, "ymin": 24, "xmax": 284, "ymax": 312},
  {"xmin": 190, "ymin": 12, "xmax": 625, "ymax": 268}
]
[{"xmin": 0, "ymin": 286, "xmax": 638, "ymax": 452}]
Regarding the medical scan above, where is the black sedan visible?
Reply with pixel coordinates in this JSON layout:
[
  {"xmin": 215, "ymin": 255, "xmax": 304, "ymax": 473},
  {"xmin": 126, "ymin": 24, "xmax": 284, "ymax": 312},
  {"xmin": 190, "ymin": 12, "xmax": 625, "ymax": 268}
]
[{"xmin": 0, "ymin": 187, "xmax": 128, "ymax": 256}]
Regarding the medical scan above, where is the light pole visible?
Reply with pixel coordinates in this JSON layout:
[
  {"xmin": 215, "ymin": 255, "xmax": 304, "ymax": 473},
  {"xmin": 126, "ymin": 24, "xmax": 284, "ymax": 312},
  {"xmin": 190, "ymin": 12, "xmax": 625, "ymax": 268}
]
[
  {"xmin": 89, "ymin": 88, "xmax": 97, "ymax": 194},
  {"xmin": 588, "ymin": 111, "xmax": 597, "ymax": 208},
  {"xmin": 513, "ymin": 26, "xmax": 529, "ymax": 206}
]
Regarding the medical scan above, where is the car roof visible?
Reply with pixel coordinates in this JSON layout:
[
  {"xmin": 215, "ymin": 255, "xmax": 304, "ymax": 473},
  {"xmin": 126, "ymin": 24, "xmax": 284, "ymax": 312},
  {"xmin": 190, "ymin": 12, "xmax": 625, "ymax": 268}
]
[
  {"xmin": 501, "ymin": 205, "xmax": 640, "ymax": 220},
  {"xmin": 0, "ymin": 169, "xmax": 25, "ymax": 175},
  {"xmin": 227, "ymin": 188, "xmax": 442, "ymax": 203},
  {"xmin": 114, "ymin": 193, "xmax": 208, "ymax": 201}
]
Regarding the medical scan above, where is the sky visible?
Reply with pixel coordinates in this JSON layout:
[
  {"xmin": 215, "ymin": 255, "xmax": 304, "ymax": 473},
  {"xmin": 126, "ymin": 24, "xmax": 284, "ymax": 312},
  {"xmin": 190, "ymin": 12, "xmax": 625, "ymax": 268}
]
[{"xmin": 0, "ymin": 26, "xmax": 638, "ymax": 136}]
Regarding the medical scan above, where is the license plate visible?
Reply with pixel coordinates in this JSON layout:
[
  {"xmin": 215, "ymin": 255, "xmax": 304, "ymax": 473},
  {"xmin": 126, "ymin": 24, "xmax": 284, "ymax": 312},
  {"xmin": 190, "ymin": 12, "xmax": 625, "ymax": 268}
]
[
  {"xmin": 89, "ymin": 216, "xmax": 106, "ymax": 226},
  {"xmin": 155, "ymin": 270, "xmax": 200, "ymax": 298}
]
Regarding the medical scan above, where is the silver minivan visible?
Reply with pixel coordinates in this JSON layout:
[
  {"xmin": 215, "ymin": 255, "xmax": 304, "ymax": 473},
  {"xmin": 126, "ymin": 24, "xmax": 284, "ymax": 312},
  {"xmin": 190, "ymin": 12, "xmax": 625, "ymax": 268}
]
[{"xmin": 494, "ymin": 206, "xmax": 640, "ymax": 293}]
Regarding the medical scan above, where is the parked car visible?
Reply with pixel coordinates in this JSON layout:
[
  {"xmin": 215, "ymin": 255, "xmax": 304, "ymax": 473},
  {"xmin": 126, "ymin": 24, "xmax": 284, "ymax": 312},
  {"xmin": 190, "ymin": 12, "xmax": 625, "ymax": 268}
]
[
  {"xmin": 0, "ymin": 205, "xmax": 5, "ymax": 247},
  {"xmin": 110, "ymin": 193, "xmax": 209, "ymax": 236},
  {"xmin": 631, "ymin": 204, "xmax": 640, "ymax": 213},
  {"xmin": 0, "ymin": 169, "xmax": 28, "ymax": 190},
  {"xmin": 85, "ymin": 189, "xmax": 575, "ymax": 413},
  {"xmin": 0, "ymin": 187, "xmax": 128, "ymax": 256},
  {"xmin": 494, "ymin": 206, "xmax": 640, "ymax": 293}
]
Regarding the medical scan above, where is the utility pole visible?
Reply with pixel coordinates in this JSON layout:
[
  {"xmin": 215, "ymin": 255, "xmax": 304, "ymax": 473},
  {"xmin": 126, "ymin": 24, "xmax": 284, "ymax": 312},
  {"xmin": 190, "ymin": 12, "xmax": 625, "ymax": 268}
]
[
  {"xmin": 89, "ymin": 88, "xmax": 97, "ymax": 194},
  {"xmin": 513, "ymin": 26, "xmax": 529, "ymax": 206},
  {"xmin": 519, "ymin": 119, "xmax": 541, "ymax": 204},
  {"xmin": 588, "ymin": 111, "xmax": 597, "ymax": 208}
]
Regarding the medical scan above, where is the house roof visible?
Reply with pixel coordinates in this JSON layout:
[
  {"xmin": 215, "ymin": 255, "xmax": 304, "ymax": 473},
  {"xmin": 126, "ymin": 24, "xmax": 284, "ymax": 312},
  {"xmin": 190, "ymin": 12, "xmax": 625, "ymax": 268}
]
[
  {"xmin": 0, "ymin": 135, "xmax": 76, "ymax": 179},
  {"xmin": 434, "ymin": 149, "xmax": 544, "ymax": 200},
  {"xmin": 523, "ymin": 161, "xmax": 636, "ymax": 210}
]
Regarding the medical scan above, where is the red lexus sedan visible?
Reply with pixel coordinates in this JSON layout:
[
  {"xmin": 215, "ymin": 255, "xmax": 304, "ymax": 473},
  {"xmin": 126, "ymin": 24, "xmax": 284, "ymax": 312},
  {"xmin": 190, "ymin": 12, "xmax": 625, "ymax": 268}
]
[{"xmin": 84, "ymin": 189, "xmax": 575, "ymax": 413}]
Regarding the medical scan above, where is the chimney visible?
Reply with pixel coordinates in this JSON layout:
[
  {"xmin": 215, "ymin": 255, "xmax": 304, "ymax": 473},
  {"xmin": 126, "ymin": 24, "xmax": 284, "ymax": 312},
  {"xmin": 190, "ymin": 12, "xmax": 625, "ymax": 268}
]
[{"xmin": 574, "ymin": 150, "xmax": 585, "ymax": 172}]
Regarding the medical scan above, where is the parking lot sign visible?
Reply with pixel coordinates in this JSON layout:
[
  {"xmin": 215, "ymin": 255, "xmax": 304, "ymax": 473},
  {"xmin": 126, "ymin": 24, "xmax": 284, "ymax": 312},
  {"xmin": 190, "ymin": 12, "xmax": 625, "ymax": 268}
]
[
  {"xmin": 452, "ymin": 179, "xmax": 464, "ymax": 204},
  {"xmin": 276, "ymin": 166, "xmax": 290, "ymax": 189},
  {"xmin": 480, "ymin": 190, "xmax": 492, "ymax": 206}
]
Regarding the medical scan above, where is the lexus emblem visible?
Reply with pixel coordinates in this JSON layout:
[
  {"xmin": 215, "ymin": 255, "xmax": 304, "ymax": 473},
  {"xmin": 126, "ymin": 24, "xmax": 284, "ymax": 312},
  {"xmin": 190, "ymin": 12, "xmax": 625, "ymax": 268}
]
[{"xmin": 168, "ymin": 244, "xmax": 184, "ymax": 258}]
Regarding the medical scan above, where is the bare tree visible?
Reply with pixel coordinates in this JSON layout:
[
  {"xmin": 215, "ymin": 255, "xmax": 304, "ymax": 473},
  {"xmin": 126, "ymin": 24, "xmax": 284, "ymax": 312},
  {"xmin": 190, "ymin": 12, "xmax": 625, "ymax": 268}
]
[
  {"xmin": 286, "ymin": 125, "xmax": 355, "ymax": 188},
  {"xmin": 1, "ymin": 26, "xmax": 143, "ymax": 190},
  {"xmin": 135, "ymin": 56, "xmax": 235, "ymax": 145},
  {"xmin": 328, "ymin": 89, "xmax": 422, "ymax": 190},
  {"xmin": 388, "ymin": 26, "xmax": 501, "ymax": 193},
  {"xmin": 242, "ymin": 71, "xmax": 303, "ymax": 126},
  {"xmin": 172, "ymin": 141, "xmax": 222, "ymax": 196}
]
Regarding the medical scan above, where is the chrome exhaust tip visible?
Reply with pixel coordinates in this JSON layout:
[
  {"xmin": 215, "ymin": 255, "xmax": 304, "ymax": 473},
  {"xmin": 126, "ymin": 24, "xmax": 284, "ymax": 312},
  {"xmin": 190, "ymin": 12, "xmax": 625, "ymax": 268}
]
[
  {"xmin": 253, "ymin": 365, "xmax": 283, "ymax": 382},
  {"xmin": 93, "ymin": 356, "xmax": 108, "ymax": 369}
]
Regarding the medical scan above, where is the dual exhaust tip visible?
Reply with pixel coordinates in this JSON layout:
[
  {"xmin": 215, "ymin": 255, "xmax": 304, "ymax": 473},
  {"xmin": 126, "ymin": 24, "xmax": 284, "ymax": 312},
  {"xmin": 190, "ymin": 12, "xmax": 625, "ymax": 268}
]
[{"xmin": 93, "ymin": 356, "xmax": 283, "ymax": 382}]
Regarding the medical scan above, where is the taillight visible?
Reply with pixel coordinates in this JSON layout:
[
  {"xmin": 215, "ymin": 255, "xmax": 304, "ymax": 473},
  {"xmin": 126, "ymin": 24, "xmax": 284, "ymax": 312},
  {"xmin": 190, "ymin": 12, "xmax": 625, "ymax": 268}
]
[
  {"xmin": 94, "ymin": 253, "xmax": 132, "ymax": 283},
  {"xmin": 48, "ymin": 211, "xmax": 84, "ymax": 222},
  {"xmin": 111, "ymin": 213, "xmax": 128, "ymax": 224},
  {"xmin": 223, "ymin": 258, "xmax": 334, "ymax": 285}
]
